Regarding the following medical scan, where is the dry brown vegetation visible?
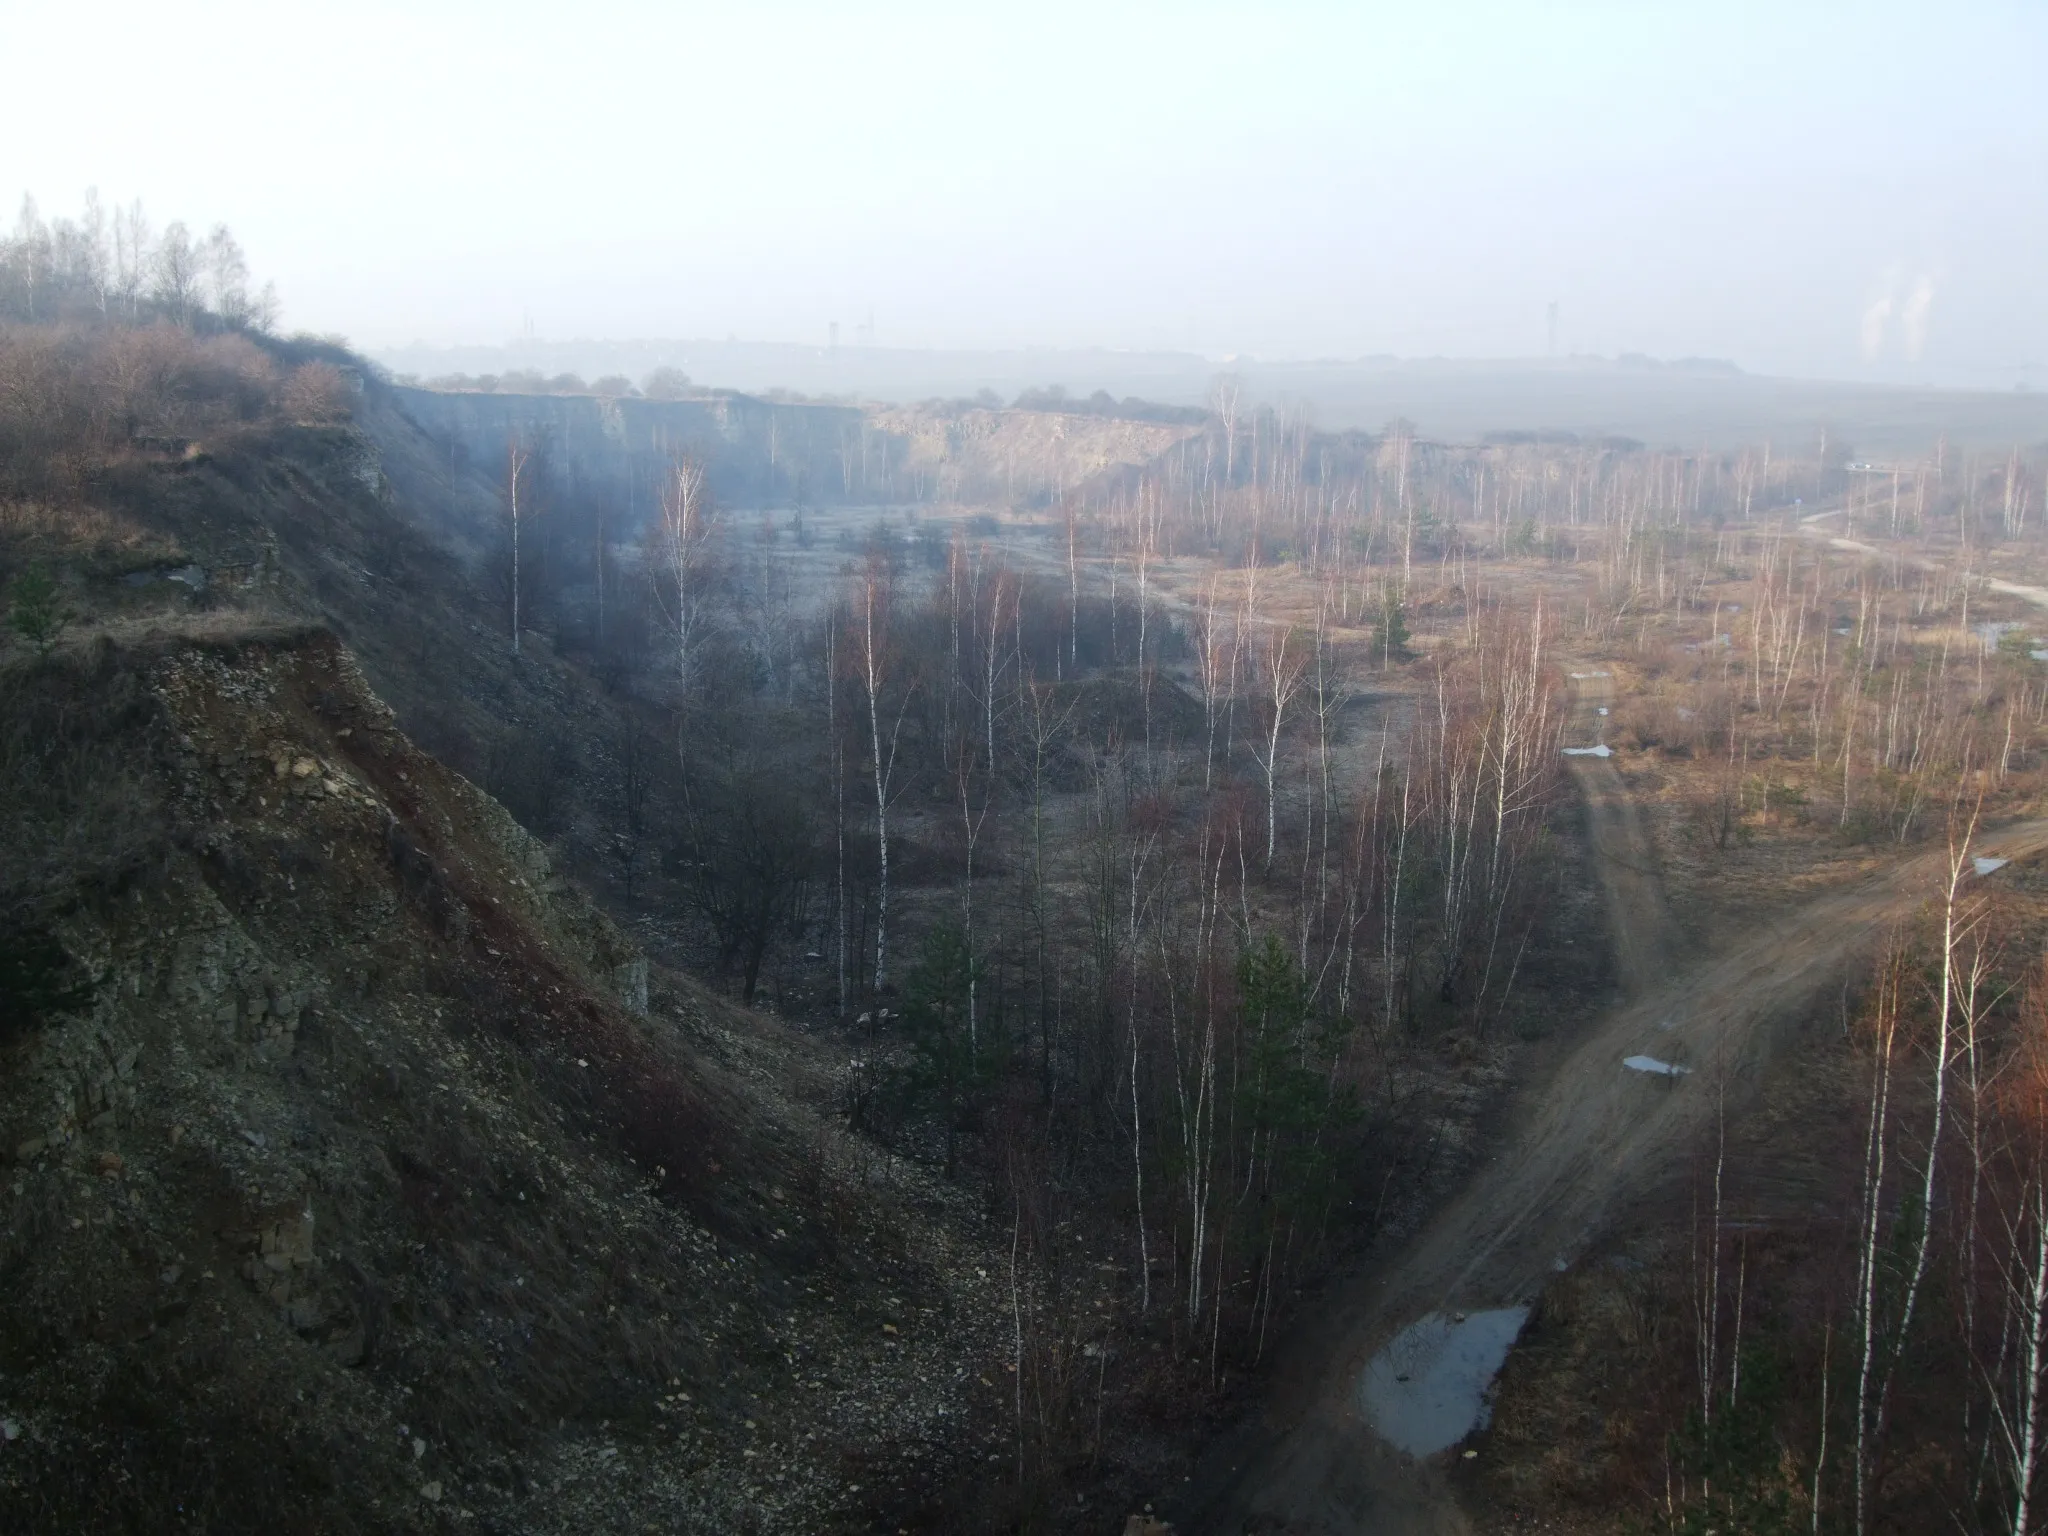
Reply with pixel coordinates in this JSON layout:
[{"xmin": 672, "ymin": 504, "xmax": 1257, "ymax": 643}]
[
  {"xmin": 5, "ymin": 272, "xmax": 2048, "ymax": 1534},
  {"xmin": 0, "ymin": 321, "xmax": 360, "ymax": 501}
]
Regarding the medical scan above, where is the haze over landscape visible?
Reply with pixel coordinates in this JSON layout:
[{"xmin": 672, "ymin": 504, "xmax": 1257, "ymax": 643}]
[
  {"xmin": 9, "ymin": 5, "xmax": 2048, "ymax": 1536},
  {"xmin": 7, "ymin": 0, "xmax": 2046, "ymax": 389}
]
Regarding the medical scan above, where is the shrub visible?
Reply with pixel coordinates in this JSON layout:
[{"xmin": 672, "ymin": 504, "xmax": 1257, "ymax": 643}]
[
  {"xmin": 6, "ymin": 564, "xmax": 69, "ymax": 656},
  {"xmin": 1372, "ymin": 587, "xmax": 1411, "ymax": 664},
  {"xmin": 105, "ymin": 323, "xmax": 278, "ymax": 436},
  {"xmin": 640, "ymin": 366, "xmax": 691, "ymax": 399},
  {"xmin": 280, "ymin": 361, "xmax": 353, "ymax": 424}
]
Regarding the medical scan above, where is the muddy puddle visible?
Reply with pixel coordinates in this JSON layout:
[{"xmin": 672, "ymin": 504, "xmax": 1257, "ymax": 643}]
[
  {"xmin": 1358, "ymin": 1306, "xmax": 1531, "ymax": 1456},
  {"xmin": 1622, "ymin": 1054, "xmax": 1689, "ymax": 1076}
]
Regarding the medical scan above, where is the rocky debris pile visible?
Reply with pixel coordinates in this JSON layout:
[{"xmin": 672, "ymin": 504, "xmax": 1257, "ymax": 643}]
[{"xmin": 0, "ymin": 628, "xmax": 1016, "ymax": 1531}]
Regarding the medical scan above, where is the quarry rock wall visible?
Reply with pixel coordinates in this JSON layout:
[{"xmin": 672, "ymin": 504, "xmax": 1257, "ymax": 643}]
[
  {"xmin": 389, "ymin": 387, "xmax": 1201, "ymax": 518},
  {"xmin": 390, "ymin": 386, "xmax": 863, "ymax": 511}
]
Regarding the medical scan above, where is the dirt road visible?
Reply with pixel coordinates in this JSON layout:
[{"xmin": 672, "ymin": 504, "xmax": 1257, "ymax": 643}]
[
  {"xmin": 1181, "ymin": 679, "xmax": 2048, "ymax": 1535},
  {"xmin": 1563, "ymin": 673, "xmax": 1682, "ymax": 999},
  {"xmin": 1797, "ymin": 506, "xmax": 2048, "ymax": 614}
]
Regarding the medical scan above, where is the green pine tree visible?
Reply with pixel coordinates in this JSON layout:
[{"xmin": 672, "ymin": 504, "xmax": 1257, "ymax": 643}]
[
  {"xmin": 7, "ymin": 566, "xmax": 71, "ymax": 658},
  {"xmin": 899, "ymin": 924, "xmax": 1004, "ymax": 1177},
  {"xmin": 1373, "ymin": 587, "xmax": 1411, "ymax": 667}
]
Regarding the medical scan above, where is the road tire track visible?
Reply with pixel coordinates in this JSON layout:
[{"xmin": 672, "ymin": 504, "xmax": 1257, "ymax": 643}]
[{"xmin": 1184, "ymin": 678, "xmax": 2048, "ymax": 1535}]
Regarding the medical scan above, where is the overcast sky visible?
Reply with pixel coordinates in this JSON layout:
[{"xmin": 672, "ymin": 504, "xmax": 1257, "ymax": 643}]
[{"xmin": 5, "ymin": 0, "xmax": 2043, "ymax": 384}]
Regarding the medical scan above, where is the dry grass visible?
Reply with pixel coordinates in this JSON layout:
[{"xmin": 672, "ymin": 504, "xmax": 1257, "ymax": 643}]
[
  {"xmin": 0, "ymin": 497, "xmax": 182, "ymax": 575},
  {"xmin": 0, "ymin": 320, "xmax": 358, "ymax": 506}
]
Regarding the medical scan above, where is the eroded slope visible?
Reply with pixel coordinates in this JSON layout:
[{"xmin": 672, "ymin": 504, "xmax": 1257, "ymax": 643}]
[{"xmin": 0, "ymin": 628, "xmax": 1008, "ymax": 1532}]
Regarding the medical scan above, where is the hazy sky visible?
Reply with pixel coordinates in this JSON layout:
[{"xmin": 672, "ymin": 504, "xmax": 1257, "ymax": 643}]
[{"xmin": 5, "ymin": 0, "xmax": 2043, "ymax": 384}]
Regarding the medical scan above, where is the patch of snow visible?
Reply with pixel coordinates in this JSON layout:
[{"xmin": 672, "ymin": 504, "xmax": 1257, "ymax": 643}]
[
  {"xmin": 2032, "ymin": 650, "xmax": 2048, "ymax": 662},
  {"xmin": 1623, "ymin": 1055, "xmax": 1690, "ymax": 1077},
  {"xmin": 1596, "ymin": 706, "xmax": 1610, "ymax": 716},
  {"xmin": 1568, "ymin": 671, "xmax": 1612, "ymax": 679},
  {"xmin": 1360, "ymin": 1307, "xmax": 1530, "ymax": 1457},
  {"xmin": 1974, "ymin": 857, "xmax": 2011, "ymax": 877},
  {"xmin": 1563, "ymin": 745, "xmax": 1613, "ymax": 758}
]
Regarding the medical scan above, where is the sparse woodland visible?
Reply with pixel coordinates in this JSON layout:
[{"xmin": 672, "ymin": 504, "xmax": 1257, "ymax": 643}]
[{"xmin": 9, "ymin": 192, "xmax": 2048, "ymax": 1532}]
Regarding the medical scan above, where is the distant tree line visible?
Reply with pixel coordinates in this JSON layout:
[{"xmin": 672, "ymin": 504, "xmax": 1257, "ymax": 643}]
[
  {"xmin": 0, "ymin": 199, "xmax": 355, "ymax": 505},
  {"xmin": 0, "ymin": 191, "xmax": 275, "ymax": 333},
  {"xmin": 408, "ymin": 368, "xmax": 1208, "ymax": 430},
  {"xmin": 412, "ymin": 368, "xmax": 687, "ymax": 399},
  {"xmin": 1006, "ymin": 383, "xmax": 1208, "ymax": 424}
]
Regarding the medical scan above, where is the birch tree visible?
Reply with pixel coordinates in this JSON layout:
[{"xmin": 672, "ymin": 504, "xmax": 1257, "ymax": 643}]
[
  {"xmin": 505, "ymin": 435, "xmax": 532, "ymax": 657},
  {"xmin": 654, "ymin": 452, "xmax": 715, "ymax": 720},
  {"xmin": 1250, "ymin": 622, "xmax": 1307, "ymax": 866},
  {"xmin": 851, "ymin": 556, "xmax": 910, "ymax": 990}
]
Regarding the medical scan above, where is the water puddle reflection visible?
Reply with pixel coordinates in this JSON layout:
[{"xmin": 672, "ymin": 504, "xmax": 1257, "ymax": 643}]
[
  {"xmin": 1359, "ymin": 1307, "xmax": 1531, "ymax": 1456},
  {"xmin": 1622, "ymin": 1054, "xmax": 1690, "ymax": 1076}
]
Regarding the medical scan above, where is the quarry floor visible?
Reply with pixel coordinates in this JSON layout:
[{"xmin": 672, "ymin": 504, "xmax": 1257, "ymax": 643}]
[{"xmin": 1173, "ymin": 671, "xmax": 2048, "ymax": 1535}]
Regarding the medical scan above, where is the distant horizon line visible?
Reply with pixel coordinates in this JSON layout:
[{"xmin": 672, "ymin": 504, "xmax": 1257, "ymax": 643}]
[
  {"xmin": 359, "ymin": 337, "xmax": 2048, "ymax": 397},
  {"xmin": 370, "ymin": 336, "xmax": 1744, "ymax": 371}
]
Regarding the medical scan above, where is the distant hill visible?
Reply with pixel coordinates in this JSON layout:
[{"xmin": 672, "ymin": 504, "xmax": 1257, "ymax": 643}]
[{"xmin": 372, "ymin": 339, "xmax": 2048, "ymax": 456}]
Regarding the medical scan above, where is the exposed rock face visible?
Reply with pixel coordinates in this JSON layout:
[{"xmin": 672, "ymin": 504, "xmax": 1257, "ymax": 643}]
[
  {"xmin": 392, "ymin": 386, "xmax": 861, "ymax": 511},
  {"xmin": 390, "ymin": 384, "xmax": 1197, "ymax": 519},
  {"xmin": 0, "ymin": 631, "xmax": 1007, "ymax": 1531},
  {"xmin": 865, "ymin": 404, "xmax": 1201, "ymax": 504}
]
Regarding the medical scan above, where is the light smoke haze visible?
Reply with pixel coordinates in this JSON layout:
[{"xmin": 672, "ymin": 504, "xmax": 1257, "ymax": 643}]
[{"xmin": 5, "ymin": 0, "xmax": 2043, "ymax": 386}]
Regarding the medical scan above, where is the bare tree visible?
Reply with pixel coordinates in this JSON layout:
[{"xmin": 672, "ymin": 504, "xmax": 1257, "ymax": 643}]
[
  {"xmin": 828, "ymin": 612, "xmax": 848, "ymax": 1016},
  {"xmin": 653, "ymin": 452, "xmax": 715, "ymax": 716},
  {"xmin": 77, "ymin": 188, "xmax": 110, "ymax": 317},
  {"xmin": 851, "ymin": 557, "xmax": 911, "ymax": 990},
  {"xmin": 151, "ymin": 220, "xmax": 201, "ymax": 323},
  {"xmin": 1063, "ymin": 497, "xmax": 1081, "ymax": 675},
  {"xmin": 677, "ymin": 760, "xmax": 819, "ymax": 1004},
  {"xmin": 1211, "ymin": 372, "xmax": 1243, "ymax": 484},
  {"xmin": 505, "ymin": 436, "xmax": 532, "ymax": 657},
  {"xmin": 1250, "ymin": 621, "xmax": 1307, "ymax": 865},
  {"xmin": 1192, "ymin": 577, "xmax": 1239, "ymax": 792},
  {"xmin": 113, "ymin": 199, "xmax": 150, "ymax": 320},
  {"xmin": 200, "ymin": 225, "xmax": 249, "ymax": 324},
  {"xmin": 1986, "ymin": 1169, "xmax": 2048, "ymax": 1536},
  {"xmin": 10, "ymin": 197, "xmax": 47, "ymax": 321}
]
